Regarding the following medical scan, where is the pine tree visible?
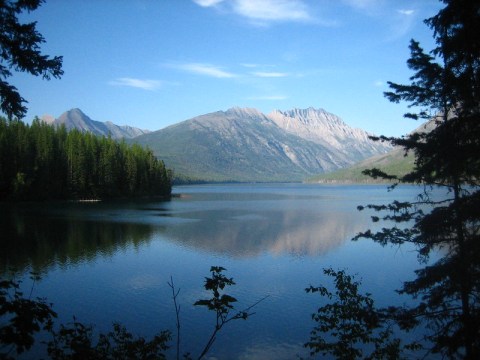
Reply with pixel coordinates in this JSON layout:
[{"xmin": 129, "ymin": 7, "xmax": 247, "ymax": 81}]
[
  {"xmin": 0, "ymin": 0, "xmax": 63, "ymax": 119},
  {"xmin": 356, "ymin": 0, "xmax": 480, "ymax": 358},
  {"xmin": 0, "ymin": 118, "xmax": 172, "ymax": 200}
]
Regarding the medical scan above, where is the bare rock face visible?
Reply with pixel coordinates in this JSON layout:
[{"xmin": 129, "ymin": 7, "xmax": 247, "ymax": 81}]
[{"xmin": 268, "ymin": 107, "xmax": 391, "ymax": 162}]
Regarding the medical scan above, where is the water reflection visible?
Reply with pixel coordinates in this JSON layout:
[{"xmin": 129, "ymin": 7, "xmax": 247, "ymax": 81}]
[
  {"xmin": 0, "ymin": 203, "xmax": 159, "ymax": 274},
  {"xmin": 162, "ymin": 208, "xmax": 369, "ymax": 257},
  {"xmin": 0, "ymin": 185, "xmax": 421, "ymax": 360},
  {"xmin": 1, "ymin": 190, "xmax": 372, "ymax": 275}
]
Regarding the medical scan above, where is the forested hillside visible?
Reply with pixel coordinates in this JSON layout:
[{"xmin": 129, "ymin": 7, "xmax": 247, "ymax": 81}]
[
  {"xmin": 0, "ymin": 118, "xmax": 171, "ymax": 200},
  {"xmin": 307, "ymin": 147, "xmax": 414, "ymax": 183}
]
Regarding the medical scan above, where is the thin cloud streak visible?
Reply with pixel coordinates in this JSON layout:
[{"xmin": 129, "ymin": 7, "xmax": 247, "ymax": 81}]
[
  {"xmin": 192, "ymin": 0, "xmax": 312, "ymax": 23},
  {"xmin": 233, "ymin": 0, "xmax": 311, "ymax": 22},
  {"xmin": 341, "ymin": 0, "xmax": 418, "ymax": 41},
  {"xmin": 397, "ymin": 9, "xmax": 415, "ymax": 15},
  {"xmin": 252, "ymin": 71, "xmax": 289, "ymax": 78},
  {"xmin": 109, "ymin": 78, "xmax": 161, "ymax": 91},
  {"xmin": 387, "ymin": 8, "xmax": 417, "ymax": 41},
  {"xmin": 172, "ymin": 63, "xmax": 237, "ymax": 78},
  {"xmin": 193, "ymin": 0, "xmax": 224, "ymax": 7}
]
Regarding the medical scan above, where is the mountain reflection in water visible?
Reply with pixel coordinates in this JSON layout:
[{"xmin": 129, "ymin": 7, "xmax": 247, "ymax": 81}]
[
  {"xmin": 0, "ymin": 184, "xmax": 426, "ymax": 360},
  {"xmin": 1, "ymin": 187, "xmax": 372, "ymax": 274},
  {"xmin": 162, "ymin": 207, "xmax": 368, "ymax": 257}
]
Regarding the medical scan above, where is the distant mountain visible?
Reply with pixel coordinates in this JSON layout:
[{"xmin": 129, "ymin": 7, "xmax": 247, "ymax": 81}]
[
  {"xmin": 306, "ymin": 148, "xmax": 414, "ymax": 183},
  {"xmin": 41, "ymin": 108, "xmax": 150, "ymax": 139},
  {"xmin": 268, "ymin": 107, "xmax": 390, "ymax": 164},
  {"xmin": 306, "ymin": 118, "xmax": 436, "ymax": 183},
  {"xmin": 132, "ymin": 107, "xmax": 392, "ymax": 182}
]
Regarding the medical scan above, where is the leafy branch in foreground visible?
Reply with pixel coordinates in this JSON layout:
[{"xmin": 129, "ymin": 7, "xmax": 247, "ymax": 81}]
[
  {"xmin": 305, "ymin": 268, "xmax": 405, "ymax": 360},
  {"xmin": 188, "ymin": 266, "xmax": 268, "ymax": 360},
  {"xmin": 47, "ymin": 319, "xmax": 170, "ymax": 360},
  {"xmin": 0, "ymin": 276, "xmax": 56, "ymax": 359},
  {"xmin": 2, "ymin": 267, "xmax": 266, "ymax": 360},
  {"xmin": 0, "ymin": 275, "xmax": 171, "ymax": 360}
]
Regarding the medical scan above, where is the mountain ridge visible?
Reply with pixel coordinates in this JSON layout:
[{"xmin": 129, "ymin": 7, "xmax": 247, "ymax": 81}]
[
  {"xmin": 41, "ymin": 106, "xmax": 396, "ymax": 182},
  {"xmin": 268, "ymin": 107, "xmax": 390, "ymax": 164},
  {"xmin": 41, "ymin": 108, "xmax": 150, "ymax": 139},
  {"xmin": 306, "ymin": 117, "xmax": 438, "ymax": 183},
  {"xmin": 132, "ymin": 106, "xmax": 392, "ymax": 182}
]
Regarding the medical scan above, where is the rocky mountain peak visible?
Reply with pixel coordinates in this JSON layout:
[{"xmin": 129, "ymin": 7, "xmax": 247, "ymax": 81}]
[
  {"xmin": 58, "ymin": 108, "xmax": 88, "ymax": 121},
  {"xmin": 225, "ymin": 107, "xmax": 266, "ymax": 119},
  {"xmin": 268, "ymin": 106, "xmax": 391, "ymax": 156},
  {"xmin": 46, "ymin": 108, "xmax": 150, "ymax": 139},
  {"xmin": 66, "ymin": 108, "xmax": 85, "ymax": 115},
  {"xmin": 273, "ymin": 106, "xmax": 327, "ymax": 117},
  {"xmin": 269, "ymin": 107, "xmax": 345, "ymax": 128}
]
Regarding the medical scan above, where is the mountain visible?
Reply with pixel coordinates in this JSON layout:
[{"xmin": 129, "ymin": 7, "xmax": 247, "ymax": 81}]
[
  {"xmin": 132, "ymin": 107, "xmax": 392, "ymax": 182},
  {"xmin": 268, "ymin": 108, "xmax": 390, "ymax": 164},
  {"xmin": 306, "ymin": 118, "xmax": 436, "ymax": 183},
  {"xmin": 306, "ymin": 148, "xmax": 414, "ymax": 183},
  {"xmin": 41, "ymin": 108, "xmax": 150, "ymax": 139}
]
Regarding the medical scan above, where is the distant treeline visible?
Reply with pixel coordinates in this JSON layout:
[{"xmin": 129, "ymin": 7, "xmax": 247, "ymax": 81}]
[{"xmin": 0, "ymin": 118, "xmax": 172, "ymax": 200}]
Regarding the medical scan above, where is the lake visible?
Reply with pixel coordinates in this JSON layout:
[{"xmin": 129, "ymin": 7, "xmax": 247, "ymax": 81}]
[{"xmin": 1, "ymin": 183, "xmax": 434, "ymax": 359}]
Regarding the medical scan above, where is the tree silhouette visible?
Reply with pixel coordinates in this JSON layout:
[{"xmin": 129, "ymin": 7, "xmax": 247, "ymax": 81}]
[
  {"xmin": 0, "ymin": 0, "xmax": 63, "ymax": 119},
  {"xmin": 1, "ymin": 267, "xmax": 263, "ymax": 360},
  {"xmin": 354, "ymin": 0, "xmax": 480, "ymax": 358},
  {"xmin": 193, "ymin": 266, "xmax": 256, "ymax": 360},
  {"xmin": 305, "ymin": 268, "xmax": 402, "ymax": 360}
]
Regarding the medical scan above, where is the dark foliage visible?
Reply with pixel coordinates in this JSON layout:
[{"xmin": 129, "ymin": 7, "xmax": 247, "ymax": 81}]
[
  {"xmin": 47, "ymin": 320, "xmax": 170, "ymax": 360},
  {"xmin": 0, "ymin": 117, "xmax": 172, "ymax": 200},
  {"xmin": 0, "ymin": 0, "xmax": 63, "ymax": 119},
  {"xmin": 305, "ymin": 268, "xmax": 403, "ymax": 360},
  {"xmin": 1, "ymin": 267, "xmax": 262, "ymax": 360},
  {"xmin": 0, "ymin": 276, "xmax": 56, "ymax": 359},
  {"xmin": 193, "ymin": 266, "xmax": 266, "ymax": 360},
  {"xmin": 0, "ymin": 275, "xmax": 171, "ymax": 360},
  {"xmin": 354, "ymin": 0, "xmax": 480, "ymax": 358}
]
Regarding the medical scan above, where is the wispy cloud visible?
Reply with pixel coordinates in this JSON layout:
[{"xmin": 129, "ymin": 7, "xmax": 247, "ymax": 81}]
[
  {"xmin": 192, "ymin": 0, "xmax": 312, "ymax": 24},
  {"xmin": 251, "ymin": 71, "xmax": 289, "ymax": 78},
  {"xmin": 192, "ymin": 0, "xmax": 224, "ymax": 7},
  {"xmin": 172, "ymin": 63, "xmax": 237, "ymax": 78},
  {"xmin": 388, "ymin": 8, "xmax": 417, "ymax": 40},
  {"xmin": 341, "ymin": 0, "xmax": 387, "ymax": 17},
  {"xmin": 341, "ymin": 0, "xmax": 417, "ymax": 40},
  {"xmin": 397, "ymin": 9, "xmax": 415, "ymax": 16},
  {"xmin": 373, "ymin": 80, "xmax": 384, "ymax": 87},
  {"xmin": 233, "ymin": 0, "xmax": 311, "ymax": 22},
  {"xmin": 109, "ymin": 77, "xmax": 161, "ymax": 91}
]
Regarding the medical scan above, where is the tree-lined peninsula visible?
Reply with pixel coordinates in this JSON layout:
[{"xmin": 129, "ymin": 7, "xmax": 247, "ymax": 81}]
[{"xmin": 0, "ymin": 118, "xmax": 172, "ymax": 201}]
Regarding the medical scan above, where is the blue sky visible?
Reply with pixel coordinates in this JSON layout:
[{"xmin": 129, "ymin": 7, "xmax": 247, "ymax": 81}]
[{"xmin": 14, "ymin": 0, "xmax": 442, "ymax": 137}]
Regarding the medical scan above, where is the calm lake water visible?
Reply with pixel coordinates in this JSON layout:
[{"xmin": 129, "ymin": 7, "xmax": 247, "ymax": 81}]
[{"xmin": 1, "ymin": 184, "xmax": 435, "ymax": 359}]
